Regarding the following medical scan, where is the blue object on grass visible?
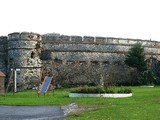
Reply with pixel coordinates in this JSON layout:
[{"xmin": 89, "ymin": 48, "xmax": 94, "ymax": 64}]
[{"xmin": 40, "ymin": 77, "xmax": 52, "ymax": 93}]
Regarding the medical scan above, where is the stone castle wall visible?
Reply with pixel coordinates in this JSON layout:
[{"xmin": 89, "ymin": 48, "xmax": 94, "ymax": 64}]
[
  {"xmin": 0, "ymin": 32, "xmax": 160, "ymax": 89},
  {"xmin": 0, "ymin": 37, "xmax": 7, "ymax": 73},
  {"xmin": 7, "ymin": 32, "xmax": 42, "ymax": 89},
  {"xmin": 42, "ymin": 34, "xmax": 160, "ymax": 63},
  {"xmin": 41, "ymin": 34, "xmax": 160, "ymax": 86}
]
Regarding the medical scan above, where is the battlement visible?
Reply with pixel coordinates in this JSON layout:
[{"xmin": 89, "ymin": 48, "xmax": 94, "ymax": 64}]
[
  {"xmin": 42, "ymin": 34, "xmax": 160, "ymax": 47},
  {"xmin": 8, "ymin": 32, "xmax": 42, "ymax": 41}
]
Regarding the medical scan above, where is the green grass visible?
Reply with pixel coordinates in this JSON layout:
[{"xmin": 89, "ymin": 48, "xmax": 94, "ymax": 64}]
[
  {"xmin": 0, "ymin": 87, "xmax": 160, "ymax": 120},
  {"xmin": 0, "ymin": 89, "xmax": 71, "ymax": 106}
]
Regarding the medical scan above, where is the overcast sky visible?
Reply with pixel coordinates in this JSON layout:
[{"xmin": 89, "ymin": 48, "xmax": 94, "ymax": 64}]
[{"xmin": 0, "ymin": 0, "xmax": 160, "ymax": 41}]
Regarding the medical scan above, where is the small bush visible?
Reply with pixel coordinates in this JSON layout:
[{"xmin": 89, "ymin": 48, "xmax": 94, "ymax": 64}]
[
  {"xmin": 80, "ymin": 85, "xmax": 88, "ymax": 93},
  {"xmin": 124, "ymin": 87, "xmax": 132, "ymax": 93},
  {"xmin": 71, "ymin": 86, "xmax": 105, "ymax": 94},
  {"xmin": 87, "ymin": 87, "xmax": 97, "ymax": 93},
  {"xmin": 96, "ymin": 86, "xmax": 105, "ymax": 93},
  {"xmin": 105, "ymin": 86, "xmax": 115, "ymax": 93},
  {"xmin": 138, "ymin": 70, "xmax": 158, "ymax": 85},
  {"xmin": 71, "ymin": 86, "xmax": 87, "ymax": 93},
  {"xmin": 117, "ymin": 87, "xmax": 132, "ymax": 93},
  {"xmin": 70, "ymin": 86, "xmax": 132, "ymax": 94}
]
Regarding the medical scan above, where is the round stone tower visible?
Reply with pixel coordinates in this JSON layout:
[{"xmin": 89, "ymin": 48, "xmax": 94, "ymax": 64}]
[{"xmin": 7, "ymin": 32, "xmax": 42, "ymax": 90}]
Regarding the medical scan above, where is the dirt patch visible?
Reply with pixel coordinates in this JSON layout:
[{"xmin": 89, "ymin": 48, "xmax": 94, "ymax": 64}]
[{"xmin": 62, "ymin": 103, "xmax": 101, "ymax": 117}]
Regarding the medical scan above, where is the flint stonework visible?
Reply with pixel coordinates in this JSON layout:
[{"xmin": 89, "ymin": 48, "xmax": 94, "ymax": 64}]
[{"xmin": 0, "ymin": 32, "xmax": 160, "ymax": 90}]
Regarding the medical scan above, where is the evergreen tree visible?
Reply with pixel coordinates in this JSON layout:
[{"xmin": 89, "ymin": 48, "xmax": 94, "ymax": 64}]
[{"xmin": 125, "ymin": 43, "xmax": 147, "ymax": 72}]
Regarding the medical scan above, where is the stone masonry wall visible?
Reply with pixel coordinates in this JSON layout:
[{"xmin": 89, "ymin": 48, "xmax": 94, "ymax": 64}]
[
  {"xmin": 1, "ymin": 32, "xmax": 160, "ymax": 90},
  {"xmin": 7, "ymin": 32, "xmax": 42, "ymax": 90},
  {"xmin": 41, "ymin": 34, "xmax": 160, "ymax": 86},
  {"xmin": 0, "ymin": 37, "xmax": 7, "ymax": 73},
  {"xmin": 42, "ymin": 34, "xmax": 160, "ymax": 62}
]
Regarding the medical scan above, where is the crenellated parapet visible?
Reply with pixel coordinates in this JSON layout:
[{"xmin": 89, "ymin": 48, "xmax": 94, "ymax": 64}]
[
  {"xmin": 8, "ymin": 32, "xmax": 41, "ymax": 41},
  {"xmin": 42, "ymin": 34, "xmax": 160, "ymax": 63},
  {"xmin": 42, "ymin": 34, "xmax": 159, "ymax": 47},
  {"xmin": 7, "ymin": 32, "xmax": 42, "ymax": 51},
  {"xmin": 7, "ymin": 32, "xmax": 42, "ymax": 67}
]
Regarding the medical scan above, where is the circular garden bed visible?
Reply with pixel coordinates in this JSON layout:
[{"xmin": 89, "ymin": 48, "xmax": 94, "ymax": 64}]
[{"xmin": 69, "ymin": 86, "xmax": 132, "ymax": 98}]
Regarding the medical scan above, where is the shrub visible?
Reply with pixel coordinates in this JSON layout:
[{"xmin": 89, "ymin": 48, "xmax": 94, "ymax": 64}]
[
  {"xmin": 71, "ymin": 86, "xmax": 88, "ymax": 93},
  {"xmin": 71, "ymin": 86, "xmax": 105, "ymax": 94},
  {"xmin": 138, "ymin": 70, "xmax": 158, "ymax": 85},
  {"xmin": 70, "ymin": 86, "xmax": 132, "ymax": 94},
  {"xmin": 105, "ymin": 86, "xmax": 115, "ymax": 93},
  {"xmin": 117, "ymin": 87, "xmax": 132, "ymax": 93},
  {"xmin": 80, "ymin": 85, "xmax": 88, "ymax": 93},
  {"xmin": 124, "ymin": 87, "xmax": 132, "ymax": 93},
  {"xmin": 87, "ymin": 86, "xmax": 97, "ymax": 93},
  {"xmin": 96, "ymin": 86, "xmax": 105, "ymax": 93}
]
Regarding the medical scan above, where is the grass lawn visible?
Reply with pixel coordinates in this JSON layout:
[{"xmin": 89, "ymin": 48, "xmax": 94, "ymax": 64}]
[{"xmin": 0, "ymin": 87, "xmax": 160, "ymax": 120}]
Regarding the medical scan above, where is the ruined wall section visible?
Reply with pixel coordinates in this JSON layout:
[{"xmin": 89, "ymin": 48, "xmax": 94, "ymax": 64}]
[
  {"xmin": 42, "ymin": 34, "xmax": 160, "ymax": 86},
  {"xmin": 42, "ymin": 35, "xmax": 160, "ymax": 63},
  {"xmin": 8, "ymin": 32, "xmax": 42, "ymax": 90},
  {"xmin": 0, "ymin": 37, "xmax": 7, "ymax": 73}
]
